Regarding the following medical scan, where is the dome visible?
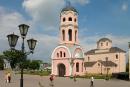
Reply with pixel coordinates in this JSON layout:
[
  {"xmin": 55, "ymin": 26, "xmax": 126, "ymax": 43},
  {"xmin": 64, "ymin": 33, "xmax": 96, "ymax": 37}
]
[
  {"xmin": 97, "ymin": 38, "xmax": 112, "ymax": 43},
  {"xmin": 61, "ymin": 6, "xmax": 78, "ymax": 13}
]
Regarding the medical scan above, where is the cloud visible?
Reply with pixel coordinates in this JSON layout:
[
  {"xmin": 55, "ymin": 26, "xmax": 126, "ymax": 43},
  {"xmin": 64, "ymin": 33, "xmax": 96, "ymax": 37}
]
[
  {"xmin": 28, "ymin": 34, "xmax": 58, "ymax": 62},
  {"xmin": 122, "ymin": 3, "xmax": 128, "ymax": 11},
  {"xmin": 0, "ymin": 7, "xmax": 27, "ymax": 37},
  {"xmin": 70, "ymin": 0, "xmax": 90, "ymax": 5},
  {"xmin": 22, "ymin": 0, "xmax": 64, "ymax": 28}
]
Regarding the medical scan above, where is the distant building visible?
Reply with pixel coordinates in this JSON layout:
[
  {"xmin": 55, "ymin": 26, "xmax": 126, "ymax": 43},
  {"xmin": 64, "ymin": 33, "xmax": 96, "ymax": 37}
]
[
  {"xmin": 84, "ymin": 38, "xmax": 126, "ymax": 74},
  {"xmin": 4, "ymin": 59, "xmax": 11, "ymax": 69}
]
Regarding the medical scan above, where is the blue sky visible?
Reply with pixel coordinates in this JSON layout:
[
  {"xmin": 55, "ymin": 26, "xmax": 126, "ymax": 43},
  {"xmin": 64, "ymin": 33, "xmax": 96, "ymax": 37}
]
[{"xmin": 0, "ymin": 0, "xmax": 130, "ymax": 62}]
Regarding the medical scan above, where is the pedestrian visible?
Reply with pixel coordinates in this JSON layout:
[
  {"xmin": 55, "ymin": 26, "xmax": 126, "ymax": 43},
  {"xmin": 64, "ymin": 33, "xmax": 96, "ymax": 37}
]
[
  {"xmin": 49, "ymin": 75, "xmax": 54, "ymax": 82},
  {"xmin": 49, "ymin": 75, "xmax": 54, "ymax": 87},
  {"xmin": 73, "ymin": 74, "xmax": 77, "ymax": 82},
  {"xmin": 90, "ymin": 76, "xmax": 94, "ymax": 87},
  {"xmin": 5, "ymin": 73, "xmax": 9, "ymax": 83},
  {"xmin": 8, "ymin": 72, "xmax": 11, "ymax": 83}
]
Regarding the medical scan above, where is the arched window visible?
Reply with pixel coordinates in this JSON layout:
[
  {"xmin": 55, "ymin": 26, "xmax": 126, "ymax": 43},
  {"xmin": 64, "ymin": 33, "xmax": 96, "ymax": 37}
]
[
  {"xmin": 116, "ymin": 54, "xmax": 118, "ymax": 59},
  {"xmin": 63, "ymin": 17, "xmax": 66, "ymax": 22},
  {"xmin": 68, "ymin": 29, "xmax": 72, "ymax": 41},
  {"xmin": 98, "ymin": 63, "xmax": 100, "ymax": 66},
  {"xmin": 74, "ymin": 18, "xmax": 77, "ymax": 22},
  {"xmin": 68, "ymin": 17, "xmax": 72, "ymax": 21},
  {"xmin": 57, "ymin": 53, "xmax": 59, "ymax": 57},
  {"xmin": 101, "ymin": 43, "xmax": 103, "ymax": 46},
  {"xmin": 60, "ymin": 51, "xmax": 62, "ymax": 57},
  {"xmin": 106, "ymin": 57, "xmax": 108, "ymax": 61},
  {"xmin": 75, "ymin": 30, "xmax": 77, "ymax": 42},
  {"xmin": 62, "ymin": 30, "xmax": 65, "ymax": 41},
  {"xmin": 82, "ymin": 62, "xmax": 83, "ymax": 72},
  {"xmin": 106, "ymin": 42, "xmax": 108, "ymax": 46},
  {"xmin": 76, "ymin": 62, "xmax": 79, "ymax": 72},
  {"xmin": 64, "ymin": 52, "xmax": 66, "ymax": 57},
  {"xmin": 88, "ymin": 57, "xmax": 90, "ymax": 61}
]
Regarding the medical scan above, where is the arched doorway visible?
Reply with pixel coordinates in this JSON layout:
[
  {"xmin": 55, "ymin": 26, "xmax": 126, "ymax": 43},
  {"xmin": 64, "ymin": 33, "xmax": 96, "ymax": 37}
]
[{"xmin": 58, "ymin": 63, "xmax": 66, "ymax": 77}]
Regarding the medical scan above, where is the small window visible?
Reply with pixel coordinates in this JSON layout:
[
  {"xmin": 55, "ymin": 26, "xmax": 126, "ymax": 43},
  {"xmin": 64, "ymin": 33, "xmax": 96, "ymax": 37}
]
[
  {"xmin": 76, "ymin": 62, "xmax": 79, "ymax": 72},
  {"xmin": 101, "ymin": 43, "xmax": 103, "ymax": 46},
  {"xmin": 116, "ymin": 54, "xmax": 118, "ymax": 59},
  {"xmin": 98, "ymin": 63, "xmax": 100, "ymax": 66},
  {"xmin": 60, "ymin": 51, "xmax": 62, "ymax": 57},
  {"xmin": 68, "ymin": 17, "xmax": 72, "ymax": 21},
  {"xmin": 63, "ymin": 17, "xmax": 65, "ymax": 22},
  {"xmin": 74, "ymin": 18, "xmax": 76, "ymax": 22},
  {"xmin": 57, "ymin": 53, "xmax": 59, "ymax": 57},
  {"xmin": 88, "ymin": 57, "xmax": 90, "ymax": 61},
  {"xmin": 106, "ymin": 57, "xmax": 108, "ymax": 61},
  {"xmin": 106, "ymin": 42, "xmax": 108, "ymax": 46},
  {"xmin": 64, "ymin": 52, "xmax": 66, "ymax": 57}
]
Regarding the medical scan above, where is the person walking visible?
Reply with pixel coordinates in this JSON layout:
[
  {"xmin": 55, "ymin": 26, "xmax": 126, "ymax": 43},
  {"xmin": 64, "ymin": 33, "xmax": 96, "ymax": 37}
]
[
  {"xmin": 8, "ymin": 72, "xmax": 11, "ymax": 83},
  {"xmin": 5, "ymin": 73, "xmax": 9, "ymax": 83},
  {"xmin": 90, "ymin": 76, "xmax": 94, "ymax": 87},
  {"xmin": 73, "ymin": 74, "xmax": 77, "ymax": 82},
  {"xmin": 49, "ymin": 75, "xmax": 54, "ymax": 87}
]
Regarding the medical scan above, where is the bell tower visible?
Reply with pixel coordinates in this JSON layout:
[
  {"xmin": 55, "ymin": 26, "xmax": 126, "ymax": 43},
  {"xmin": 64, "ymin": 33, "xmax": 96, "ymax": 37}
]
[{"xmin": 59, "ymin": 4, "xmax": 79, "ymax": 46}]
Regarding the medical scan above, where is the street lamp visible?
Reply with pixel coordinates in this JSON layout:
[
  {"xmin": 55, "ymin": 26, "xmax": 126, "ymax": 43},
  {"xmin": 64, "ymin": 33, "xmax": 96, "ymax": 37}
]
[
  {"xmin": 7, "ymin": 24, "xmax": 37, "ymax": 87},
  {"xmin": 7, "ymin": 33, "xmax": 19, "ymax": 50}
]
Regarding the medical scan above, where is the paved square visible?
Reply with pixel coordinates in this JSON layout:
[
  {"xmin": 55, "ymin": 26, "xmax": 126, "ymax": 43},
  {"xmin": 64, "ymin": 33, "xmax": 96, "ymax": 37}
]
[{"xmin": 0, "ymin": 71, "xmax": 130, "ymax": 87}]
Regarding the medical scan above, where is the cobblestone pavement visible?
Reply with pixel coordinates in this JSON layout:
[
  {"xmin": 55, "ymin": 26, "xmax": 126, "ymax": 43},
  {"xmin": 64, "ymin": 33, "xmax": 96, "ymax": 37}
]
[{"xmin": 0, "ymin": 71, "xmax": 130, "ymax": 87}]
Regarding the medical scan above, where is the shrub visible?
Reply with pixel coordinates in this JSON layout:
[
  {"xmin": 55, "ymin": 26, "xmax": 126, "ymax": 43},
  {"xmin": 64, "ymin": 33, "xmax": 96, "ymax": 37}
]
[{"xmin": 112, "ymin": 72, "xmax": 129, "ymax": 80}]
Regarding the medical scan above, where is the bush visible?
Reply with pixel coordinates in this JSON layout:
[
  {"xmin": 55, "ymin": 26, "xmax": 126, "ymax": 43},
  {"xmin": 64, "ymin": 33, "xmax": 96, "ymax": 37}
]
[
  {"xmin": 112, "ymin": 72, "xmax": 129, "ymax": 80},
  {"xmin": 77, "ymin": 73, "xmax": 112, "ymax": 79}
]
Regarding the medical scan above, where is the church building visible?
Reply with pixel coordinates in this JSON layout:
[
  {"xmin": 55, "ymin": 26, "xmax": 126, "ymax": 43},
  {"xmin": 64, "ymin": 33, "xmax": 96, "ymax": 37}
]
[
  {"xmin": 84, "ymin": 38, "xmax": 126, "ymax": 74},
  {"xmin": 51, "ymin": 5, "xmax": 84, "ymax": 76}
]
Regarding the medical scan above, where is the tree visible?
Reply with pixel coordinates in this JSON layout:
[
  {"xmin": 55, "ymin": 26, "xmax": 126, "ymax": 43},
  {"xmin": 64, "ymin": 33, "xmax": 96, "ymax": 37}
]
[
  {"xmin": 21, "ymin": 59, "xmax": 31, "ymax": 69},
  {"xmin": 0, "ymin": 55, "xmax": 4, "ymax": 70},
  {"xmin": 29, "ymin": 60, "xmax": 40, "ymax": 70},
  {"xmin": 3, "ymin": 50, "xmax": 25, "ymax": 69},
  {"xmin": 126, "ymin": 62, "xmax": 129, "ymax": 72}
]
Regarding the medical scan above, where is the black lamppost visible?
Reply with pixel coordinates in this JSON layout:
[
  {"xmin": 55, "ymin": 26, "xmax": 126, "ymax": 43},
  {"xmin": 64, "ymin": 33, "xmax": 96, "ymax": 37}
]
[{"xmin": 7, "ymin": 24, "xmax": 37, "ymax": 87}]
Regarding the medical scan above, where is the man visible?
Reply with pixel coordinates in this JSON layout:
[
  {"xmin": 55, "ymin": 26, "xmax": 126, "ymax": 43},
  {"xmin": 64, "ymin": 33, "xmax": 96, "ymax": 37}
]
[{"xmin": 90, "ymin": 76, "xmax": 94, "ymax": 87}]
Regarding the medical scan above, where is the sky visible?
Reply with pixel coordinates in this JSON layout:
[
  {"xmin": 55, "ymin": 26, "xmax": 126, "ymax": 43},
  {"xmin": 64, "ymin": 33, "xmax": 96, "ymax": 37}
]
[{"xmin": 0, "ymin": 0, "xmax": 130, "ymax": 62}]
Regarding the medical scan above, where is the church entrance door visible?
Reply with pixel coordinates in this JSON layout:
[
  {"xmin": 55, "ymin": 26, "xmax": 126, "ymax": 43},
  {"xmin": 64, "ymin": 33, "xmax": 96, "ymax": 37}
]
[{"xmin": 58, "ymin": 63, "xmax": 66, "ymax": 77}]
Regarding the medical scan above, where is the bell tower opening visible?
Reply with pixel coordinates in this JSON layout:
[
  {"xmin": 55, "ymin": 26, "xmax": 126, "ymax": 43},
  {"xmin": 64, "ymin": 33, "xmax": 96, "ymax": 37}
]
[
  {"xmin": 68, "ymin": 29, "xmax": 72, "ymax": 41},
  {"xmin": 62, "ymin": 30, "xmax": 65, "ymax": 41}
]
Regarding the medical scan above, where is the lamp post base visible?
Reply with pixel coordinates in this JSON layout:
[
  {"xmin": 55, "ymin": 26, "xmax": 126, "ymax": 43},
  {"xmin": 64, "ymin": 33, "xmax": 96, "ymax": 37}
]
[{"xmin": 20, "ymin": 78, "xmax": 23, "ymax": 87}]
